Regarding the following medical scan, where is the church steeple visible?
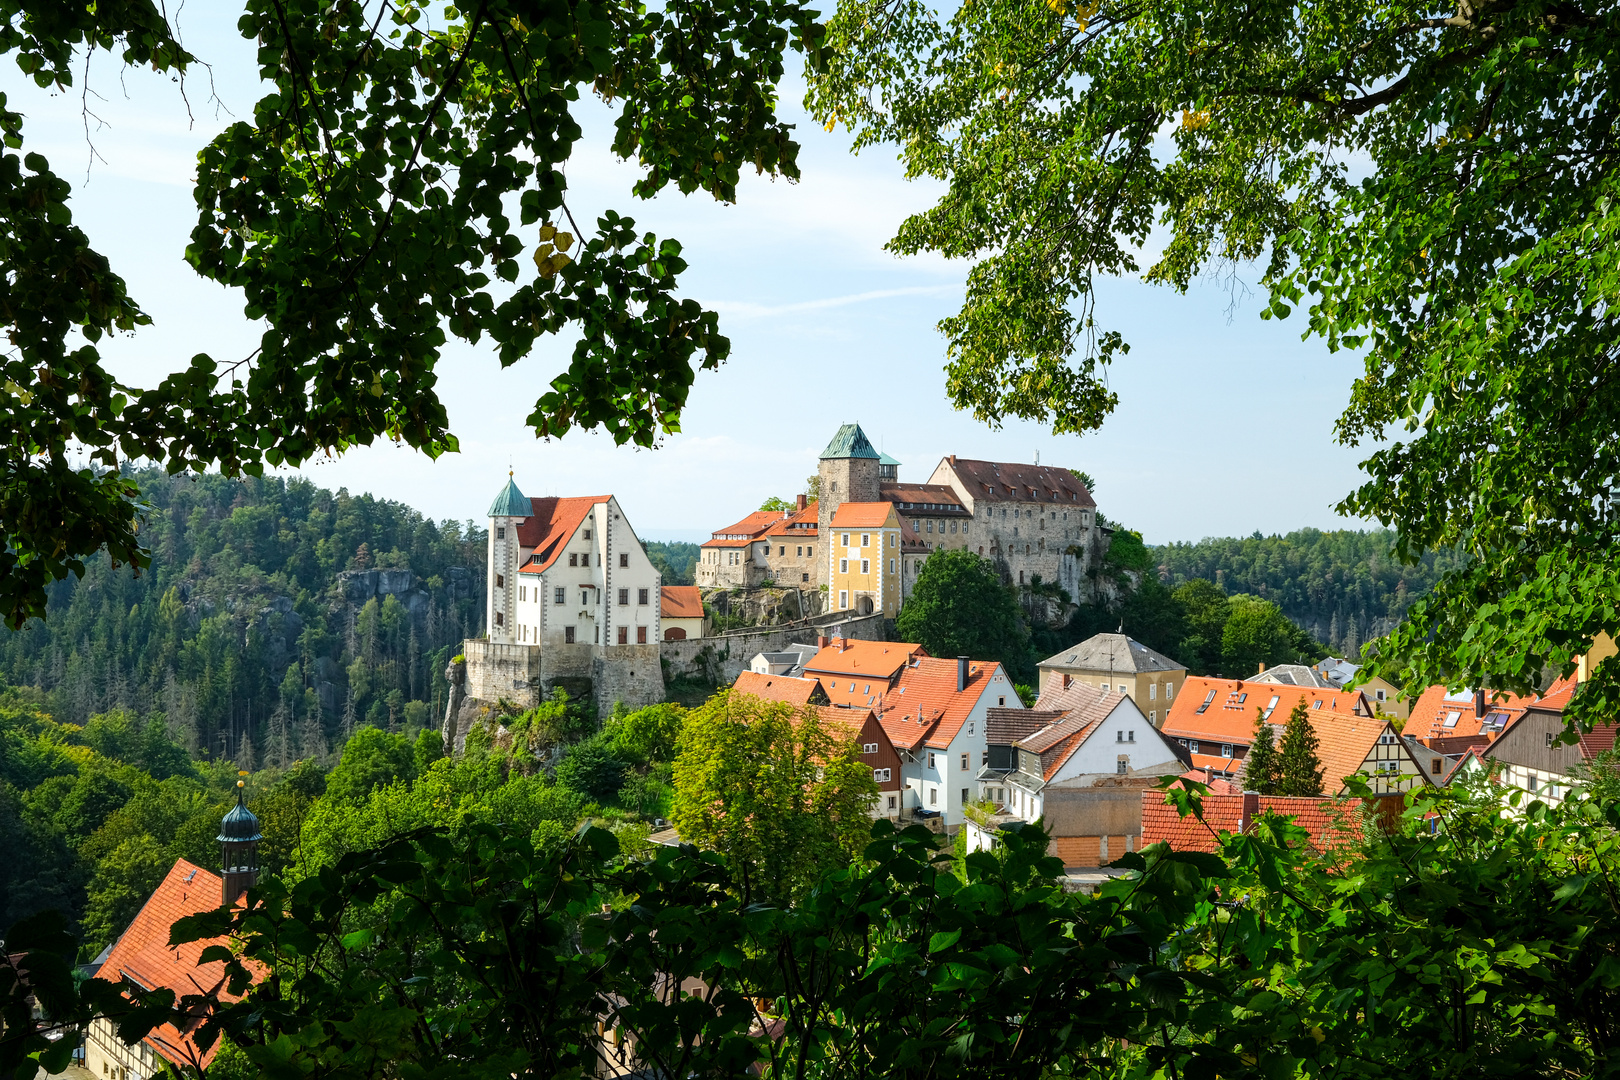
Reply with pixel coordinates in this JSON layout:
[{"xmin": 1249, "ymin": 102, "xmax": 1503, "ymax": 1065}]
[{"xmin": 218, "ymin": 779, "xmax": 262, "ymax": 906}]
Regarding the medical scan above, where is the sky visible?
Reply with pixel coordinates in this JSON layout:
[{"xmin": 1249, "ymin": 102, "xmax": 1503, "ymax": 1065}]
[{"xmin": 11, "ymin": 6, "xmax": 1377, "ymax": 545}]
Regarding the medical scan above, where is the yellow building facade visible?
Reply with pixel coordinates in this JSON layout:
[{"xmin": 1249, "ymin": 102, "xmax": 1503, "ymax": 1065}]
[{"xmin": 829, "ymin": 503, "xmax": 902, "ymax": 616}]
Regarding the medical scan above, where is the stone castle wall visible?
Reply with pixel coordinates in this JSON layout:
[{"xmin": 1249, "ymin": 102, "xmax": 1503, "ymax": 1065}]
[
  {"xmin": 659, "ymin": 613, "xmax": 888, "ymax": 685},
  {"xmin": 593, "ymin": 644, "xmax": 665, "ymax": 713},
  {"xmin": 462, "ymin": 639, "xmax": 544, "ymax": 708}
]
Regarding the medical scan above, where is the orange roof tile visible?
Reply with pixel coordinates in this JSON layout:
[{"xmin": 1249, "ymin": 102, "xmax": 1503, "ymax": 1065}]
[
  {"xmin": 877, "ymin": 708, "xmax": 938, "ymax": 753},
  {"xmin": 733, "ymin": 671, "xmax": 821, "ymax": 706},
  {"xmin": 804, "ymin": 640, "xmax": 925, "ymax": 681},
  {"xmin": 95, "ymin": 859, "xmax": 263, "ymax": 1070},
  {"xmin": 1140, "ymin": 790, "xmax": 1362, "ymax": 854},
  {"xmin": 701, "ymin": 536, "xmax": 754, "ymax": 549},
  {"xmin": 660, "ymin": 585, "xmax": 704, "ymax": 620},
  {"xmin": 1404, "ymin": 683, "xmax": 1537, "ymax": 740},
  {"xmin": 1189, "ymin": 753, "xmax": 1242, "ymax": 774},
  {"xmin": 1310, "ymin": 709, "xmax": 1408, "ymax": 794},
  {"xmin": 813, "ymin": 705, "xmax": 872, "ymax": 743},
  {"xmin": 762, "ymin": 502, "xmax": 819, "ymax": 538},
  {"xmin": 829, "ymin": 502, "xmax": 897, "ymax": 529},
  {"xmin": 879, "ymin": 656, "xmax": 1011, "ymax": 749},
  {"xmin": 1163, "ymin": 677, "xmax": 1370, "ymax": 745},
  {"xmin": 513, "ymin": 496, "xmax": 609, "ymax": 575},
  {"xmin": 710, "ymin": 509, "xmax": 787, "ymax": 539}
]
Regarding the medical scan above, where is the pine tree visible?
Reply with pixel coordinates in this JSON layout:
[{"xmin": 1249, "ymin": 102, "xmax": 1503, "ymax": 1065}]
[
  {"xmin": 1243, "ymin": 709, "xmax": 1281, "ymax": 794},
  {"xmin": 1277, "ymin": 700, "xmax": 1326, "ymax": 796}
]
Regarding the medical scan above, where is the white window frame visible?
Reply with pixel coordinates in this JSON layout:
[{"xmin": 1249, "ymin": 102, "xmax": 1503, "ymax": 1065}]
[{"xmin": 839, "ymin": 590, "xmax": 849, "ymax": 609}]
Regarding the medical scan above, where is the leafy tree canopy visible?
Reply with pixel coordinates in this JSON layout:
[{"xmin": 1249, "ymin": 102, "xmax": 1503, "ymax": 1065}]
[
  {"xmin": 1, "ymin": 0, "xmax": 827, "ymax": 628},
  {"xmin": 1277, "ymin": 700, "xmax": 1327, "ymax": 796},
  {"xmin": 324, "ymin": 727, "xmax": 416, "ymax": 805},
  {"xmin": 808, "ymin": 0, "xmax": 1620, "ymax": 725},
  {"xmin": 896, "ymin": 548, "xmax": 1030, "ymax": 676}
]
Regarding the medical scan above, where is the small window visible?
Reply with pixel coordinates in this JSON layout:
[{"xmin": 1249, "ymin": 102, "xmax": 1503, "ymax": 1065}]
[
  {"xmin": 618, "ymin": 626, "xmax": 628, "ymax": 644},
  {"xmin": 569, "ymin": 553, "xmax": 578, "ymax": 567},
  {"xmin": 1149, "ymin": 683, "xmax": 1157, "ymax": 700},
  {"xmin": 839, "ymin": 590, "xmax": 849, "ymax": 609},
  {"xmin": 638, "ymin": 588, "xmax": 649, "ymax": 605},
  {"xmin": 519, "ymin": 585, "xmax": 526, "ymax": 601},
  {"xmin": 1546, "ymin": 731, "xmax": 1556, "ymax": 748},
  {"xmin": 1527, "ymin": 775, "xmax": 1539, "ymax": 793},
  {"xmin": 564, "ymin": 626, "xmax": 575, "ymax": 644},
  {"xmin": 1189, "ymin": 740, "xmax": 1200, "ymax": 754},
  {"xmin": 618, "ymin": 588, "xmax": 630, "ymax": 605},
  {"xmin": 889, "ymin": 559, "xmax": 896, "ymax": 573},
  {"xmin": 1116, "ymin": 730, "xmax": 1124, "ymax": 743},
  {"xmin": 554, "ymin": 587, "xmax": 565, "ymax": 603},
  {"xmin": 583, "ymin": 530, "xmax": 591, "ymax": 540},
  {"xmin": 1150, "ymin": 710, "xmax": 1156, "ymax": 723},
  {"xmin": 842, "ymin": 533, "xmax": 850, "ymax": 547},
  {"xmin": 1432, "ymin": 758, "xmax": 1443, "ymax": 774},
  {"xmin": 863, "ymin": 743, "xmax": 878, "ymax": 754},
  {"xmin": 637, "ymin": 626, "xmax": 647, "ymax": 644},
  {"xmin": 1219, "ymin": 742, "xmax": 1231, "ymax": 756},
  {"xmin": 862, "ymin": 533, "xmax": 870, "ymax": 547},
  {"xmin": 860, "ymin": 559, "xmax": 870, "ymax": 574},
  {"xmin": 926, "ymin": 521, "xmax": 933, "ymax": 533},
  {"xmin": 1375, "ymin": 689, "xmax": 1386, "ymax": 701},
  {"xmin": 930, "ymin": 788, "xmax": 937, "ymax": 806},
  {"xmin": 961, "ymin": 753, "xmax": 969, "ymax": 771},
  {"xmin": 928, "ymin": 753, "xmax": 936, "ymax": 769},
  {"xmin": 495, "ymin": 574, "xmax": 504, "ymax": 588},
  {"xmin": 1444, "ymin": 710, "xmax": 1461, "ymax": 727},
  {"xmin": 497, "ymin": 527, "xmax": 506, "ymax": 539},
  {"xmin": 581, "ymin": 591, "xmax": 591, "ymax": 605},
  {"xmin": 495, "ymin": 611, "xmax": 504, "ymax": 626},
  {"xmin": 874, "ymin": 768, "xmax": 891, "ymax": 782},
  {"xmin": 840, "ymin": 559, "xmax": 849, "ymax": 574},
  {"xmin": 998, "ymin": 696, "xmax": 1005, "ymax": 706},
  {"xmin": 796, "ymin": 546, "xmax": 803, "ymax": 556}
]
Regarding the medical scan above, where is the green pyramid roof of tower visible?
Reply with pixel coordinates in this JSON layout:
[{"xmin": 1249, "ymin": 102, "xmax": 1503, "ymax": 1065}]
[
  {"xmin": 488, "ymin": 476, "xmax": 533, "ymax": 518},
  {"xmin": 878, "ymin": 451, "xmax": 901, "ymax": 467},
  {"xmin": 819, "ymin": 423, "xmax": 880, "ymax": 460}
]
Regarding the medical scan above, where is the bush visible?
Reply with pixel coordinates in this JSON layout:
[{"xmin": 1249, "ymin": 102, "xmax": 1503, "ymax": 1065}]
[{"xmin": 554, "ymin": 735, "xmax": 629, "ymax": 802}]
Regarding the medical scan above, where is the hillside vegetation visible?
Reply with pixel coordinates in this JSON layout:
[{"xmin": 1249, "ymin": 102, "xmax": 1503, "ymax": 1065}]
[
  {"xmin": 0, "ymin": 470, "xmax": 485, "ymax": 768},
  {"xmin": 1151, "ymin": 529, "xmax": 1460, "ymax": 658}
]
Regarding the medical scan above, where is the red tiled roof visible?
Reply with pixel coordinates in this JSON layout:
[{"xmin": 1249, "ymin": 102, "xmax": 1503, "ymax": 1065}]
[
  {"xmin": 1311, "ymin": 710, "xmax": 1407, "ymax": 794},
  {"xmin": 1140, "ymin": 790, "xmax": 1362, "ymax": 854},
  {"xmin": 804, "ymin": 640, "xmax": 925, "ymax": 681},
  {"xmin": 1404, "ymin": 683, "xmax": 1538, "ymax": 740},
  {"xmin": 813, "ymin": 705, "xmax": 872, "ymax": 743},
  {"xmin": 877, "ymin": 708, "xmax": 938, "ymax": 753},
  {"xmin": 700, "ymin": 536, "xmax": 755, "ymax": 549},
  {"xmin": 95, "ymin": 859, "xmax": 263, "ymax": 1070},
  {"xmin": 879, "ymin": 656, "xmax": 1011, "ymax": 749},
  {"xmin": 830, "ymin": 502, "xmax": 898, "ymax": 529},
  {"xmin": 1140, "ymin": 790, "xmax": 1243, "ymax": 853},
  {"xmin": 762, "ymin": 502, "xmax": 819, "ymax": 537},
  {"xmin": 1179, "ymin": 771, "xmax": 1241, "ymax": 794},
  {"xmin": 880, "ymin": 483, "xmax": 969, "ymax": 512},
  {"xmin": 1163, "ymin": 677, "xmax": 1370, "ymax": 745},
  {"xmin": 660, "ymin": 585, "xmax": 704, "ymax": 620},
  {"xmin": 710, "ymin": 509, "xmax": 786, "ymax": 540},
  {"xmin": 733, "ymin": 671, "xmax": 821, "ymax": 706},
  {"xmin": 1189, "ymin": 753, "xmax": 1242, "ymax": 775},
  {"xmin": 938, "ymin": 458, "xmax": 1096, "ymax": 507},
  {"xmin": 513, "ymin": 496, "xmax": 608, "ymax": 575}
]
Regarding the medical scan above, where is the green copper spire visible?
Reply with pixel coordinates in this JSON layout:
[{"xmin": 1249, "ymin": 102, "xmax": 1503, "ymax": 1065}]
[
  {"xmin": 819, "ymin": 423, "xmax": 880, "ymax": 460},
  {"xmin": 488, "ymin": 473, "xmax": 533, "ymax": 518}
]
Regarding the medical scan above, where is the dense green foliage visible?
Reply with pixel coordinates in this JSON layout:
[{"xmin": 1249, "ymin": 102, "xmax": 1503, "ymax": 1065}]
[
  {"xmin": 16, "ymin": 773, "xmax": 1620, "ymax": 1080},
  {"xmin": 644, "ymin": 540, "xmax": 700, "ymax": 585},
  {"xmin": 1244, "ymin": 713, "xmax": 1280, "ymax": 795},
  {"xmin": 0, "ymin": 469, "xmax": 483, "ymax": 766},
  {"xmin": 808, "ymin": 0, "xmax": 1620, "ymax": 725},
  {"xmin": 2, "ymin": 0, "xmax": 827, "ymax": 627},
  {"xmin": 1153, "ymin": 529, "xmax": 1462, "ymax": 656},
  {"xmin": 897, "ymin": 548, "xmax": 1032, "ymax": 678},
  {"xmin": 1277, "ymin": 700, "xmax": 1326, "ymax": 796},
  {"xmin": 671, "ymin": 691, "xmax": 877, "ymax": 902}
]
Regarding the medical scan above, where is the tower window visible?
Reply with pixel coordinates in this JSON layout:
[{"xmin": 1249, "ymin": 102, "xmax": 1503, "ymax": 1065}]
[
  {"xmin": 496, "ymin": 574, "xmax": 504, "ymax": 588},
  {"xmin": 496, "ymin": 527, "xmax": 506, "ymax": 539},
  {"xmin": 620, "ymin": 553, "xmax": 629, "ymax": 567},
  {"xmin": 555, "ymin": 588, "xmax": 565, "ymax": 603}
]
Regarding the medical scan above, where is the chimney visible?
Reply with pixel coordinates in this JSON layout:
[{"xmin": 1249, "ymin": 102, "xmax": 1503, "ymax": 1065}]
[
  {"xmin": 818, "ymin": 634, "xmax": 829, "ymax": 648},
  {"xmin": 797, "ymin": 493, "xmax": 807, "ymax": 511},
  {"xmin": 1241, "ymin": 790, "xmax": 1260, "ymax": 833},
  {"xmin": 1257, "ymin": 662, "xmax": 1266, "ymax": 674},
  {"xmin": 1062, "ymin": 673, "xmax": 1072, "ymax": 690},
  {"xmin": 1474, "ymin": 688, "xmax": 1487, "ymax": 718},
  {"xmin": 949, "ymin": 455, "xmax": 957, "ymax": 465},
  {"xmin": 957, "ymin": 656, "xmax": 969, "ymax": 693}
]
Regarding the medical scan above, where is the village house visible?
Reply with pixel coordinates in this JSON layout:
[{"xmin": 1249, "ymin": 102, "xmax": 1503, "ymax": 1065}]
[
  {"xmin": 748, "ymin": 642, "xmax": 820, "ymax": 677},
  {"xmin": 1478, "ymin": 677, "xmax": 1611, "ymax": 805},
  {"xmin": 658, "ymin": 585, "xmax": 707, "ymax": 641},
  {"xmin": 970, "ymin": 683, "xmax": 1187, "ymax": 867},
  {"xmin": 1313, "ymin": 657, "xmax": 1408, "ymax": 718},
  {"xmin": 1160, "ymin": 676, "xmax": 1375, "ymax": 781},
  {"xmin": 1035, "ymin": 632, "xmax": 1187, "ymax": 726},
  {"xmin": 730, "ymin": 670, "xmax": 827, "ymax": 707},
  {"xmin": 86, "ymin": 787, "xmax": 264, "ymax": 1079},
  {"xmin": 801, "ymin": 638, "xmax": 1022, "ymax": 827}
]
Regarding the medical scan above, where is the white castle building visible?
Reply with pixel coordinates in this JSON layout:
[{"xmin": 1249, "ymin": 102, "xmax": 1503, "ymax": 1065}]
[{"xmin": 458, "ymin": 475, "xmax": 665, "ymax": 716}]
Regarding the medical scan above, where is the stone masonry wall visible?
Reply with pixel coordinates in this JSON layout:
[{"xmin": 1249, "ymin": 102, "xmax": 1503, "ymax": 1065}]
[
  {"xmin": 660, "ymin": 612, "xmax": 888, "ymax": 685},
  {"xmin": 592, "ymin": 643, "xmax": 665, "ymax": 713},
  {"xmin": 462, "ymin": 639, "xmax": 543, "ymax": 708}
]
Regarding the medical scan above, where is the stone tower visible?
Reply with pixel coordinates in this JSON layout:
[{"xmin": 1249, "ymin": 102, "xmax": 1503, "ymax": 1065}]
[
  {"xmin": 816, "ymin": 424, "xmax": 882, "ymax": 585},
  {"xmin": 218, "ymin": 780, "xmax": 261, "ymax": 906},
  {"xmin": 487, "ymin": 472, "xmax": 532, "ymax": 644}
]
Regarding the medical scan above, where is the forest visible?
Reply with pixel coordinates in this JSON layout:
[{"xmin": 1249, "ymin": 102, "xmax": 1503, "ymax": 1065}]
[
  {"xmin": 1150, "ymin": 530, "xmax": 1462, "ymax": 657},
  {"xmin": 0, "ymin": 470, "xmax": 486, "ymax": 770}
]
